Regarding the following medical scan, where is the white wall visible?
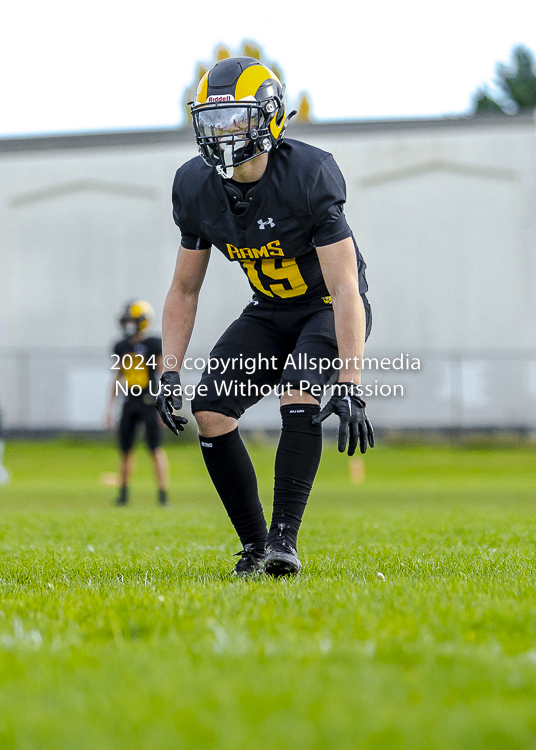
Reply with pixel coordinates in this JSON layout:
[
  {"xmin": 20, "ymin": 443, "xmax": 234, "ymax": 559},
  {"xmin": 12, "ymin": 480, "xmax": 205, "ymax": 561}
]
[{"xmin": 1, "ymin": 114, "xmax": 535, "ymax": 429}]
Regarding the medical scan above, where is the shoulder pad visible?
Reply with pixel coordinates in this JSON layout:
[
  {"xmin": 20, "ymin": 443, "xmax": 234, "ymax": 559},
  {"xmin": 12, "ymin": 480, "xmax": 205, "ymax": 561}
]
[{"xmin": 270, "ymin": 139, "xmax": 337, "ymax": 215}]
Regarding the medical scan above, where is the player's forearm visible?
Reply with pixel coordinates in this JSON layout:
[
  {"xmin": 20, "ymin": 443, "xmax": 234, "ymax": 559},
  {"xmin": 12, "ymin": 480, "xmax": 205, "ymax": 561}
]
[
  {"xmin": 107, "ymin": 376, "xmax": 120, "ymax": 408},
  {"xmin": 316, "ymin": 237, "xmax": 366, "ymax": 384},
  {"xmin": 331, "ymin": 281, "xmax": 366, "ymax": 385},
  {"xmin": 162, "ymin": 245, "xmax": 210, "ymax": 373},
  {"xmin": 162, "ymin": 287, "xmax": 198, "ymax": 372}
]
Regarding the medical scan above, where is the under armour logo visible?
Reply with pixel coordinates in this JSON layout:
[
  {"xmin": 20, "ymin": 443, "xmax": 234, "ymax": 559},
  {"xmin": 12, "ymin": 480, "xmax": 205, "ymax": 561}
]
[{"xmin": 258, "ymin": 217, "xmax": 275, "ymax": 229}]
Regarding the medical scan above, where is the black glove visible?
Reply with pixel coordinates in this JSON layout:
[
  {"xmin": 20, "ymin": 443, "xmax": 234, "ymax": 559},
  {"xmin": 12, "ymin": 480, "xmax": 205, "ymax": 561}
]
[
  {"xmin": 154, "ymin": 371, "xmax": 188, "ymax": 436},
  {"xmin": 312, "ymin": 382, "xmax": 374, "ymax": 456}
]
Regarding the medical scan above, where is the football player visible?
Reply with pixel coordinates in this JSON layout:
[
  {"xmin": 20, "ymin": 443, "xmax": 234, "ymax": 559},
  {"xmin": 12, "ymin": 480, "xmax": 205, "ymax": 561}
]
[
  {"xmin": 0, "ymin": 408, "xmax": 10, "ymax": 486},
  {"xmin": 106, "ymin": 300, "xmax": 169, "ymax": 506},
  {"xmin": 156, "ymin": 57, "xmax": 374, "ymax": 575}
]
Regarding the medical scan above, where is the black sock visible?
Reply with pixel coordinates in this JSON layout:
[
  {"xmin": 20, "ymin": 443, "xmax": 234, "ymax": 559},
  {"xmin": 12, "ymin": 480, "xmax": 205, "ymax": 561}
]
[
  {"xmin": 268, "ymin": 404, "xmax": 323, "ymax": 548},
  {"xmin": 199, "ymin": 427, "xmax": 267, "ymax": 551},
  {"xmin": 116, "ymin": 485, "xmax": 129, "ymax": 505}
]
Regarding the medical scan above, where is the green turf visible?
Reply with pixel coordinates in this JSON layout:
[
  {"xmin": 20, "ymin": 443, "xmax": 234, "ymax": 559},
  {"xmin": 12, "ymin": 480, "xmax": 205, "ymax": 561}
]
[{"xmin": 1, "ymin": 439, "xmax": 536, "ymax": 749}]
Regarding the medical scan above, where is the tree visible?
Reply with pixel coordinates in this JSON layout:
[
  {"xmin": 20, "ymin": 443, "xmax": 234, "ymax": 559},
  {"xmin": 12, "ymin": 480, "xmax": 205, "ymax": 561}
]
[
  {"xmin": 181, "ymin": 42, "xmax": 312, "ymax": 124},
  {"xmin": 472, "ymin": 45, "xmax": 536, "ymax": 115},
  {"xmin": 472, "ymin": 87, "xmax": 507, "ymax": 114},
  {"xmin": 496, "ymin": 45, "xmax": 536, "ymax": 109},
  {"xmin": 296, "ymin": 92, "xmax": 313, "ymax": 123}
]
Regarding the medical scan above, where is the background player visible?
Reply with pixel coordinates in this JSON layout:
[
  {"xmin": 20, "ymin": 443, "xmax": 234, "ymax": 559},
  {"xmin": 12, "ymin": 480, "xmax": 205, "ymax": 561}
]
[
  {"xmin": 156, "ymin": 57, "xmax": 374, "ymax": 575},
  {"xmin": 106, "ymin": 300, "xmax": 169, "ymax": 506},
  {"xmin": 0, "ymin": 406, "xmax": 10, "ymax": 486}
]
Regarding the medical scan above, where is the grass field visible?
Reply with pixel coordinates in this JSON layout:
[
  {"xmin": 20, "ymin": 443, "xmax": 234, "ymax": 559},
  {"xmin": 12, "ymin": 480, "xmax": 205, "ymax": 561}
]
[{"xmin": 1, "ymin": 437, "xmax": 536, "ymax": 749}]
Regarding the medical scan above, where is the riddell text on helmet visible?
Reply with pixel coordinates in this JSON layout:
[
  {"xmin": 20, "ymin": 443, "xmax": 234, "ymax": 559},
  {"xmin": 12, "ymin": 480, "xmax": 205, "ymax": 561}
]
[{"xmin": 207, "ymin": 95, "xmax": 235, "ymax": 102}]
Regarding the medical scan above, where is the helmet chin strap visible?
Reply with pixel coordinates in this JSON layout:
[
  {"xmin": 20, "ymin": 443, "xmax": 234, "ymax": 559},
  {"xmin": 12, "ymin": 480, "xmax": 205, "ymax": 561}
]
[
  {"xmin": 219, "ymin": 140, "xmax": 235, "ymax": 179},
  {"xmin": 217, "ymin": 163, "xmax": 234, "ymax": 179}
]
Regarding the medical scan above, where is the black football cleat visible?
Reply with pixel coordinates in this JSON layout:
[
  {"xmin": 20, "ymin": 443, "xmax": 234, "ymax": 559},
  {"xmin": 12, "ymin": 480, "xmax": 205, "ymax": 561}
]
[
  {"xmin": 232, "ymin": 544, "xmax": 265, "ymax": 578},
  {"xmin": 157, "ymin": 489, "xmax": 168, "ymax": 506},
  {"xmin": 264, "ymin": 523, "xmax": 302, "ymax": 577}
]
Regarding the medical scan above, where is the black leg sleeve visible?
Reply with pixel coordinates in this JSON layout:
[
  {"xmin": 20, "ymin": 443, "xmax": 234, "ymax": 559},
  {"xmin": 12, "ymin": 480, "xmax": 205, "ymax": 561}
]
[
  {"xmin": 268, "ymin": 404, "xmax": 323, "ymax": 548},
  {"xmin": 199, "ymin": 427, "xmax": 267, "ymax": 551}
]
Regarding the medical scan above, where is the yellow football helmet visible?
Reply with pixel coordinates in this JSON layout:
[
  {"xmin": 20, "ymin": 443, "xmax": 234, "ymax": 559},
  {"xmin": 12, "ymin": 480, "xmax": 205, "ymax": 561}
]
[
  {"xmin": 119, "ymin": 300, "xmax": 154, "ymax": 337},
  {"xmin": 191, "ymin": 56, "xmax": 290, "ymax": 179}
]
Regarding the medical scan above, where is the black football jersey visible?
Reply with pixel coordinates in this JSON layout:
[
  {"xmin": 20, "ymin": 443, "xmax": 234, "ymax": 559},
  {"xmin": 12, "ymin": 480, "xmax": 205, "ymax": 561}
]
[
  {"xmin": 113, "ymin": 336, "xmax": 162, "ymax": 399},
  {"xmin": 172, "ymin": 138, "xmax": 369, "ymax": 306}
]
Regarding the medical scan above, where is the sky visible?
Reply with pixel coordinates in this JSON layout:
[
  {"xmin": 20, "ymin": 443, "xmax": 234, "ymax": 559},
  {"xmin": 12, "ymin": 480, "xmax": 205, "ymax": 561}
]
[{"xmin": 1, "ymin": 0, "xmax": 535, "ymax": 137}]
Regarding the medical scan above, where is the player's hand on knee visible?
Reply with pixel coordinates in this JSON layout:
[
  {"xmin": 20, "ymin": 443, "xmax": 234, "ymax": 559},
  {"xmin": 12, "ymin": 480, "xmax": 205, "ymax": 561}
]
[
  {"xmin": 312, "ymin": 382, "xmax": 374, "ymax": 456},
  {"xmin": 154, "ymin": 371, "xmax": 188, "ymax": 436}
]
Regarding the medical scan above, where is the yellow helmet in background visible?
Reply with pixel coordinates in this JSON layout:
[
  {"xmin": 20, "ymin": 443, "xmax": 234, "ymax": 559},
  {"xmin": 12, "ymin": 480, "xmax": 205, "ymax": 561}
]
[
  {"xmin": 119, "ymin": 300, "xmax": 154, "ymax": 337},
  {"xmin": 191, "ymin": 56, "xmax": 290, "ymax": 179}
]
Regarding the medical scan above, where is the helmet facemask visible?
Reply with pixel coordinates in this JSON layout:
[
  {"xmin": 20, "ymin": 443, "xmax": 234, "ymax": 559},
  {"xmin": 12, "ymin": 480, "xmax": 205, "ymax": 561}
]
[
  {"xmin": 191, "ymin": 99, "xmax": 280, "ymax": 179},
  {"xmin": 121, "ymin": 318, "xmax": 140, "ymax": 338}
]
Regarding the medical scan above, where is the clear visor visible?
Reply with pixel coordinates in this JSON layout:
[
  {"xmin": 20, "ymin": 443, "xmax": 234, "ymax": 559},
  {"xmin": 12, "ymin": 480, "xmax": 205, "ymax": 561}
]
[{"xmin": 196, "ymin": 106, "xmax": 259, "ymax": 139}]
